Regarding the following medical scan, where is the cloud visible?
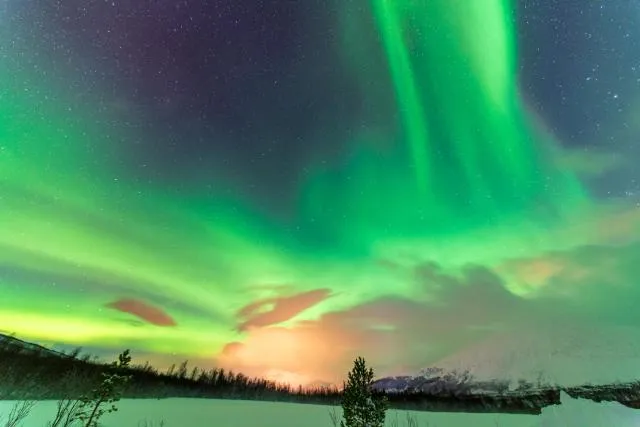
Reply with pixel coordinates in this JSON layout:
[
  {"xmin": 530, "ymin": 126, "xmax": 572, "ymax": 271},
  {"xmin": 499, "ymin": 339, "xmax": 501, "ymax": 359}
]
[
  {"xmin": 218, "ymin": 264, "xmax": 531, "ymax": 385},
  {"xmin": 236, "ymin": 288, "xmax": 332, "ymax": 331},
  {"xmin": 106, "ymin": 298, "xmax": 177, "ymax": 327},
  {"xmin": 500, "ymin": 241, "xmax": 640, "ymax": 323},
  {"xmin": 217, "ymin": 237, "xmax": 640, "ymax": 386}
]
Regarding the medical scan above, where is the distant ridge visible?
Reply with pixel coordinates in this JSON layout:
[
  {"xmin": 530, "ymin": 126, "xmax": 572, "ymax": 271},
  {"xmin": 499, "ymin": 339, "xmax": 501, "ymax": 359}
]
[
  {"xmin": 431, "ymin": 326, "xmax": 640, "ymax": 387},
  {"xmin": 372, "ymin": 368, "xmax": 511, "ymax": 396},
  {"xmin": 0, "ymin": 332, "xmax": 70, "ymax": 359}
]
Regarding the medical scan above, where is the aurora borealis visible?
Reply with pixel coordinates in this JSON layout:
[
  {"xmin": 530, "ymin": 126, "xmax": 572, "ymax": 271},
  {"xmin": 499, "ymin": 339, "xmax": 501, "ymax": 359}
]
[{"xmin": 2, "ymin": 0, "xmax": 640, "ymax": 387}]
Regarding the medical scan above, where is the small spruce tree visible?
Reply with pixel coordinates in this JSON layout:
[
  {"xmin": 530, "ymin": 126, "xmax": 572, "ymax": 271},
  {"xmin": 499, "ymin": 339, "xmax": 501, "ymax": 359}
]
[{"xmin": 340, "ymin": 356, "xmax": 387, "ymax": 427}]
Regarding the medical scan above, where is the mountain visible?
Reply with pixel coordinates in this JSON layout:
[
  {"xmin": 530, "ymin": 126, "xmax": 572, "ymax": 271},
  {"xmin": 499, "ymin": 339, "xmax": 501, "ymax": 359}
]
[
  {"xmin": 372, "ymin": 368, "xmax": 510, "ymax": 396},
  {"xmin": 372, "ymin": 324, "xmax": 640, "ymax": 411},
  {"xmin": 0, "ymin": 332, "xmax": 69, "ymax": 359},
  {"xmin": 372, "ymin": 325, "xmax": 640, "ymax": 396},
  {"xmin": 431, "ymin": 325, "xmax": 640, "ymax": 387},
  {"xmin": 372, "ymin": 368, "xmax": 640, "ymax": 413}
]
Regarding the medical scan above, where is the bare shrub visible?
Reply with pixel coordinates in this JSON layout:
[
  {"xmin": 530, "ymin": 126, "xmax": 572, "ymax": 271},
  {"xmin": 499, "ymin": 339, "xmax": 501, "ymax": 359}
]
[
  {"xmin": 46, "ymin": 398, "xmax": 82, "ymax": 427},
  {"xmin": 2, "ymin": 400, "xmax": 36, "ymax": 427}
]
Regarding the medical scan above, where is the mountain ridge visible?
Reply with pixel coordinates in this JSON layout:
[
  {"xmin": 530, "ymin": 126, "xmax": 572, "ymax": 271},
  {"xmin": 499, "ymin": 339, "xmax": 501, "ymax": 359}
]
[{"xmin": 0, "ymin": 332, "xmax": 70, "ymax": 359}]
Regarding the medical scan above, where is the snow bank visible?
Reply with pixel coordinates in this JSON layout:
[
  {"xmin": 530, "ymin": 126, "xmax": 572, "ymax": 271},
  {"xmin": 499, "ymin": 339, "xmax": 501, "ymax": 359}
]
[
  {"xmin": 1, "ymin": 394, "xmax": 639, "ymax": 427},
  {"xmin": 0, "ymin": 399, "xmax": 536, "ymax": 427},
  {"xmin": 539, "ymin": 391, "xmax": 640, "ymax": 427}
]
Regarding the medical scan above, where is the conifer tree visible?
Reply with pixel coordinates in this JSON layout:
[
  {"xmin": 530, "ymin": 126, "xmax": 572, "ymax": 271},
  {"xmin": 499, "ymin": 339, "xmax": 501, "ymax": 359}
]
[{"xmin": 340, "ymin": 357, "xmax": 387, "ymax": 427}]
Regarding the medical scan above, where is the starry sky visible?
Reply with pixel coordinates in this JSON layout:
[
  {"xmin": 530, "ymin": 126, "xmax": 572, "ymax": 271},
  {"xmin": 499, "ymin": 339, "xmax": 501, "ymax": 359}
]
[{"xmin": 2, "ymin": 0, "xmax": 640, "ymax": 387}]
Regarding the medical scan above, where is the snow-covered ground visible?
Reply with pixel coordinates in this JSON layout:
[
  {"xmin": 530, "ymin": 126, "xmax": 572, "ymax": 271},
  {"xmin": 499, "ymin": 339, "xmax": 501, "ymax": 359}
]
[{"xmin": 1, "ymin": 392, "xmax": 639, "ymax": 427}]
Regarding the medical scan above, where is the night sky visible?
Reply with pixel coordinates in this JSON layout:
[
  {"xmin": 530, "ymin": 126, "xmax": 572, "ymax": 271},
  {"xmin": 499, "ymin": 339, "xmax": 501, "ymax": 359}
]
[{"xmin": 2, "ymin": 0, "xmax": 640, "ymax": 387}]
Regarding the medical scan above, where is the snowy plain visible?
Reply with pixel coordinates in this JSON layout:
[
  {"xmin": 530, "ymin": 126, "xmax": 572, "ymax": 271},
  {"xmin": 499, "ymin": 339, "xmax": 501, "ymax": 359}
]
[{"xmin": 1, "ymin": 392, "xmax": 640, "ymax": 427}]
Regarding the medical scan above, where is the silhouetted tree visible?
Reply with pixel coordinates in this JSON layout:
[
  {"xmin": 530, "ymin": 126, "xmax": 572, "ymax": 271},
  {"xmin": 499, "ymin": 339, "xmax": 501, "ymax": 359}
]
[
  {"xmin": 340, "ymin": 357, "xmax": 387, "ymax": 427},
  {"xmin": 72, "ymin": 350, "xmax": 132, "ymax": 427},
  {"xmin": 166, "ymin": 363, "xmax": 175, "ymax": 377},
  {"xmin": 190, "ymin": 367, "xmax": 199, "ymax": 382},
  {"xmin": 177, "ymin": 361, "xmax": 189, "ymax": 379}
]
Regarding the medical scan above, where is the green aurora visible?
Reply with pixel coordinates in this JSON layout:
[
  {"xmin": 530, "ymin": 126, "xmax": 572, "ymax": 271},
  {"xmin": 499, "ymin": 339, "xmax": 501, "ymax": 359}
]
[
  {"xmin": 1, "ymin": 0, "xmax": 639, "ymax": 383},
  {"xmin": 300, "ymin": 0, "xmax": 595, "ymax": 282}
]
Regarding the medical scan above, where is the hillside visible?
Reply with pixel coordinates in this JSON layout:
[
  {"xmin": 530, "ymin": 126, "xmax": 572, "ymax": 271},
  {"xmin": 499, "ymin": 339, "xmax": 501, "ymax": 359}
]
[
  {"xmin": 2, "ymin": 333, "xmax": 640, "ymax": 415},
  {"xmin": 0, "ymin": 333, "xmax": 69, "ymax": 358}
]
